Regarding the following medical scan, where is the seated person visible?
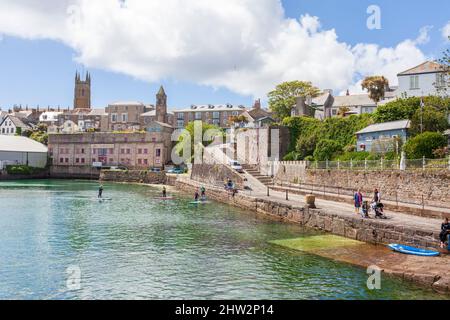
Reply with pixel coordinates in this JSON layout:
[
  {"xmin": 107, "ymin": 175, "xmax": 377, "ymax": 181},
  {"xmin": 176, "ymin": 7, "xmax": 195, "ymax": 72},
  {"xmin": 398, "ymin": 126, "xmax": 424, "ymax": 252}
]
[{"xmin": 439, "ymin": 217, "xmax": 450, "ymax": 249}]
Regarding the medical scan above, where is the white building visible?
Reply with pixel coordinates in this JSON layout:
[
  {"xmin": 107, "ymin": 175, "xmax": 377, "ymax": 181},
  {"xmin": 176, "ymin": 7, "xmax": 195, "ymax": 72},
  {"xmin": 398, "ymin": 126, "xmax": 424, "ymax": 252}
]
[
  {"xmin": 0, "ymin": 115, "xmax": 33, "ymax": 135},
  {"xmin": 397, "ymin": 61, "xmax": 448, "ymax": 98},
  {"xmin": 0, "ymin": 135, "xmax": 48, "ymax": 168},
  {"xmin": 39, "ymin": 111, "xmax": 63, "ymax": 124}
]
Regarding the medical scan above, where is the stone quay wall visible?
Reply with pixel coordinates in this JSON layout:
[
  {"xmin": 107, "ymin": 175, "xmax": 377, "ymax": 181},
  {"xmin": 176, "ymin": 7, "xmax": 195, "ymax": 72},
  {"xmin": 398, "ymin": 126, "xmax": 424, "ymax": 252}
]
[
  {"xmin": 0, "ymin": 170, "xmax": 50, "ymax": 180},
  {"xmin": 100, "ymin": 170, "xmax": 166, "ymax": 184},
  {"xmin": 174, "ymin": 177, "xmax": 440, "ymax": 250},
  {"xmin": 271, "ymin": 161, "xmax": 450, "ymax": 209},
  {"xmin": 190, "ymin": 164, "xmax": 244, "ymax": 189},
  {"xmin": 50, "ymin": 165, "xmax": 100, "ymax": 179}
]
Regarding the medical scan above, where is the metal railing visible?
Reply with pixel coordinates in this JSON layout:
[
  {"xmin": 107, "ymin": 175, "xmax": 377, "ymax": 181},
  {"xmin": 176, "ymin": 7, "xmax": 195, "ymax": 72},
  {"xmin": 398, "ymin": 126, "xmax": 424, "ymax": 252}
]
[
  {"xmin": 273, "ymin": 180, "xmax": 450, "ymax": 210},
  {"xmin": 304, "ymin": 157, "xmax": 450, "ymax": 171}
]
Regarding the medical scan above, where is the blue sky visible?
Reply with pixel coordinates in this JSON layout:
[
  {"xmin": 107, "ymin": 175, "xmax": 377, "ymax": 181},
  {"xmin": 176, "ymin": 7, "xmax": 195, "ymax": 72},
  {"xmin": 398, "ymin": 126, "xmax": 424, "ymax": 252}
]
[{"xmin": 0, "ymin": 0, "xmax": 448, "ymax": 111}]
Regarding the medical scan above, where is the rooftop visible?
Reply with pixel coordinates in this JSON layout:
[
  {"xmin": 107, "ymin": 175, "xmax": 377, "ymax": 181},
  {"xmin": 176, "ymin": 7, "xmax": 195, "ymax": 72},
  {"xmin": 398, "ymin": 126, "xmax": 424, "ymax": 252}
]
[
  {"xmin": 175, "ymin": 104, "xmax": 247, "ymax": 113},
  {"xmin": 333, "ymin": 94, "xmax": 377, "ymax": 107},
  {"xmin": 398, "ymin": 61, "xmax": 445, "ymax": 76},
  {"xmin": 0, "ymin": 135, "xmax": 48, "ymax": 153},
  {"xmin": 356, "ymin": 120, "xmax": 410, "ymax": 135}
]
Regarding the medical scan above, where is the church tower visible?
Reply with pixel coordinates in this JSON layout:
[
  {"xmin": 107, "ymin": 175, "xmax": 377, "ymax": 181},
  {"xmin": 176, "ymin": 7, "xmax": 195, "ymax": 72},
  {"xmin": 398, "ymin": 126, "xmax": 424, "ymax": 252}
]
[
  {"xmin": 155, "ymin": 85, "xmax": 167, "ymax": 123},
  {"xmin": 74, "ymin": 71, "xmax": 91, "ymax": 109}
]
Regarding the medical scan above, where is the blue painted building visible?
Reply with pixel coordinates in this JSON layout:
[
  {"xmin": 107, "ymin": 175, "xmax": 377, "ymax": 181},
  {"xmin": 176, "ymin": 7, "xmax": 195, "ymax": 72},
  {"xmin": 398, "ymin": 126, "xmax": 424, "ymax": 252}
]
[{"xmin": 356, "ymin": 120, "xmax": 410, "ymax": 152}]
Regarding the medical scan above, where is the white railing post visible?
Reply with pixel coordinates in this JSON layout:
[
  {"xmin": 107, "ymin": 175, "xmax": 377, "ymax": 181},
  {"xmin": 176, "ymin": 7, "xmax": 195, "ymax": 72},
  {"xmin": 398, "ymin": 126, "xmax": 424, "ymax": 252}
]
[
  {"xmin": 326, "ymin": 159, "xmax": 329, "ymax": 170},
  {"xmin": 380, "ymin": 158, "xmax": 383, "ymax": 170},
  {"xmin": 365, "ymin": 158, "xmax": 367, "ymax": 171},
  {"xmin": 422, "ymin": 156, "xmax": 426, "ymax": 171},
  {"xmin": 337, "ymin": 160, "xmax": 340, "ymax": 170},
  {"xmin": 350, "ymin": 159, "xmax": 353, "ymax": 170}
]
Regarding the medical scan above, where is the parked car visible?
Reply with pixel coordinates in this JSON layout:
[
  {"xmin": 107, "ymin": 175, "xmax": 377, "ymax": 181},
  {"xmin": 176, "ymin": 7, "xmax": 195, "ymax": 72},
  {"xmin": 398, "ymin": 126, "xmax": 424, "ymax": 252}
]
[
  {"xmin": 230, "ymin": 160, "xmax": 244, "ymax": 173},
  {"xmin": 150, "ymin": 168, "xmax": 162, "ymax": 172},
  {"xmin": 110, "ymin": 165, "xmax": 128, "ymax": 171},
  {"xmin": 167, "ymin": 168, "xmax": 184, "ymax": 174}
]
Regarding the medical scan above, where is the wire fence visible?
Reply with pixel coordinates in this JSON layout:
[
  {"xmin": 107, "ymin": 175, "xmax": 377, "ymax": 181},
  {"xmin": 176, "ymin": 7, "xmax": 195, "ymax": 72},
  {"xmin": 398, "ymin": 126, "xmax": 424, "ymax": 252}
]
[
  {"xmin": 273, "ymin": 180, "xmax": 450, "ymax": 210},
  {"xmin": 304, "ymin": 157, "xmax": 450, "ymax": 171}
]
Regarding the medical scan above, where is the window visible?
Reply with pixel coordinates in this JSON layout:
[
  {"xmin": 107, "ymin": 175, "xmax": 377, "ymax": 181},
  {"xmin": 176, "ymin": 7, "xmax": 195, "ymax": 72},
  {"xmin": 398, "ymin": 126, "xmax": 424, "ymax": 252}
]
[
  {"xmin": 213, "ymin": 112, "xmax": 220, "ymax": 119},
  {"xmin": 177, "ymin": 120, "xmax": 184, "ymax": 128},
  {"xmin": 65, "ymin": 158, "xmax": 69, "ymax": 163},
  {"xmin": 436, "ymin": 73, "xmax": 446, "ymax": 87},
  {"xmin": 195, "ymin": 112, "xmax": 202, "ymax": 120},
  {"xmin": 111, "ymin": 113, "xmax": 118, "ymax": 123},
  {"xmin": 81, "ymin": 158, "xmax": 85, "ymax": 164},
  {"xmin": 331, "ymin": 109, "xmax": 337, "ymax": 116},
  {"xmin": 143, "ymin": 159, "xmax": 148, "ymax": 165},
  {"xmin": 138, "ymin": 148, "xmax": 142, "ymax": 154},
  {"xmin": 120, "ymin": 149, "xmax": 125, "ymax": 154},
  {"xmin": 81, "ymin": 148, "xmax": 85, "ymax": 154},
  {"xmin": 60, "ymin": 158, "xmax": 64, "ymax": 163},
  {"xmin": 177, "ymin": 113, "xmax": 184, "ymax": 120},
  {"xmin": 76, "ymin": 158, "xmax": 80, "ymax": 163},
  {"xmin": 156, "ymin": 149, "xmax": 161, "ymax": 157},
  {"xmin": 143, "ymin": 148, "xmax": 148, "ymax": 154},
  {"xmin": 409, "ymin": 75, "xmax": 419, "ymax": 90},
  {"xmin": 138, "ymin": 159, "xmax": 142, "ymax": 165},
  {"xmin": 232, "ymin": 111, "xmax": 239, "ymax": 116},
  {"xmin": 109, "ymin": 149, "xmax": 114, "ymax": 155},
  {"xmin": 126, "ymin": 149, "xmax": 131, "ymax": 154},
  {"xmin": 212, "ymin": 119, "xmax": 220, "ymax": 126},
  {"xmin": 121, "ymin": 113, "xmax": 128, "ymax": 122}
]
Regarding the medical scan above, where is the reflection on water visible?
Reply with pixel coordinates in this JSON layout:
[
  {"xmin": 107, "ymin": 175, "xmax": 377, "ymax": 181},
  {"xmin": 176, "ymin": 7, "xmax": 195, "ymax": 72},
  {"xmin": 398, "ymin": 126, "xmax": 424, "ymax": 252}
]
[{"xmin": 0, "ymin": 180, "xmax": 445, "ymax": 300}]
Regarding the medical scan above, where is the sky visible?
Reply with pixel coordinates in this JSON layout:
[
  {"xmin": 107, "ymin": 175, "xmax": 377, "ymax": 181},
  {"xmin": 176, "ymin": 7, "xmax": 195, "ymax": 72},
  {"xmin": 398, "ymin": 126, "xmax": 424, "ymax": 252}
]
[{"xmin": 0, "ymin": 0, "xmax": 448, "ymax": 111}]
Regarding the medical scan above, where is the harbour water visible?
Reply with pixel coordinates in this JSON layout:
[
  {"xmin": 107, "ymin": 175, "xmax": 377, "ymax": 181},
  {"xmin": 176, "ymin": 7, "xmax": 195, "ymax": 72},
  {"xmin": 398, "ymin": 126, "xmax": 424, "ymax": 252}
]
[{"xmin": 0, "ymin": 180, "xmax": 445, "ymax": 299}]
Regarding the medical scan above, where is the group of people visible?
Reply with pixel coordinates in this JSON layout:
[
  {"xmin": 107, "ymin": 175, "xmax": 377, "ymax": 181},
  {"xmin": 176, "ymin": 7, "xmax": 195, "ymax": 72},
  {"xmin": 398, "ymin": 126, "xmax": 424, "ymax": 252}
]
[
  {"xmin": 353, "ymin": 188, "xmax": 384, "ymax": 219},
  {"xmin": 194, "ymin": 186, "xmax": 207, "ymax": 202},
  {"xmin": 440, "ymin": 217, "xmax": 450, "ymax": 249}
]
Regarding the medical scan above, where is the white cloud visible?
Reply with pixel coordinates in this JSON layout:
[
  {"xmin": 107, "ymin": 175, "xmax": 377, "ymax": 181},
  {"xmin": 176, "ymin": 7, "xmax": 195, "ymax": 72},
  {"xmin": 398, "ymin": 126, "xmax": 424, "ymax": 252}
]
[
  {"xmin": 442, "ymin": 21, "xmax": 450, "ymax": 41},
  {"xmin": 0, "ymin": 0, "xmax": 430, "ymax": 98}
]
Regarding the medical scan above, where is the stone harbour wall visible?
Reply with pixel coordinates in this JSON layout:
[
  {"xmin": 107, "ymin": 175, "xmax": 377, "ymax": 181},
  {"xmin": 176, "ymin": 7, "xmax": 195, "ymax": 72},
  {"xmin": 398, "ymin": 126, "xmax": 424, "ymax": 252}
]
[
  {"xmin": 190, "ymin": 164, "xmax": 244, "ymax": 189},
  {"xmin": 100, "ymin": 170, "xmax": 167, "ymax": 184},
  {"xmin": 174, "ymin": 177, "xmax": 440, "ymax": 249},
  {"xmin": 50, "ymin": 165, "xmax": 100, "ymax": 179}
]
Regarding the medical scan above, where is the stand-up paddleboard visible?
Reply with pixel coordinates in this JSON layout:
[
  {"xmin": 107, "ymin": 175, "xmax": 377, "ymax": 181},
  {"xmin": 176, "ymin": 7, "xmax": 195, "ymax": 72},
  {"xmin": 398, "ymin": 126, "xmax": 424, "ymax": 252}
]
[
  {"xmin": 388, "ymin": 244, "xmax": 440, "ymax": 257},
  {"xmin": 98, "ymin": 198, "xmax": 113, "ymax": 202},
  {"xmin": 156, "ymin": 196, "xmax": 175, "ymax": 200},
  {"xmin": 190, "ymin": 200, "xmax": 210, "ymax": 205}
]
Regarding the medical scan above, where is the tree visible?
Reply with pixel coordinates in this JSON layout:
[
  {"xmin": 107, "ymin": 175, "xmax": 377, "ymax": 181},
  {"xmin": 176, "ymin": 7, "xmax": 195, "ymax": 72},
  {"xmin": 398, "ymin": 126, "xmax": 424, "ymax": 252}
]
[
  {"xmin": 27, "ymin": 123, "xmax": 49, "ymax": 145},
  {"xmin": 361, "ymin": 76, "xmax": 389, "ymax": 103},
  {"xmin": 337, "ymin": 106, "xmax": 350, "ymax": 117},
  {"xmin": 435, "ymin": 36, "xmax": 449, "ymax": 96},
  {"xmin": 15, "ymin": 127, "xmax": 22, "ymax": 136},
  {"xmin": 174, "ymin": 121, "xmax": 223, "ymax": 163},
  {"xmin": 410, "ymin": 106, "xmax": 448, "ymax": 136},
  {"xmin": 229, "ymin": 115, "xmax": 248, "ymax": 126},
  {"xmin": 268, "ymin": 81, "xmax": 321, "ymax": 120},
  {"xmin": 313, "ymin": 139, "xmax": 343, "ymax": 161},
  {"xmin": 404, "ymin": 132, "xmax": 447, "ymax": 159},
  {"xmin": 372, "ymin": 96, "xmax": 450, "ymax": 123}
]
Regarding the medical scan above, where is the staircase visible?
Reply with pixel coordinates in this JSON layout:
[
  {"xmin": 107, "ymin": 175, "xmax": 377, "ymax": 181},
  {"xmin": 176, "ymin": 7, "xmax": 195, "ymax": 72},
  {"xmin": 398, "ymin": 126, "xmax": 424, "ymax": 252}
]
[{"xmin": 241, "ymin": 164, "xmax": 273, "ymax": 186}]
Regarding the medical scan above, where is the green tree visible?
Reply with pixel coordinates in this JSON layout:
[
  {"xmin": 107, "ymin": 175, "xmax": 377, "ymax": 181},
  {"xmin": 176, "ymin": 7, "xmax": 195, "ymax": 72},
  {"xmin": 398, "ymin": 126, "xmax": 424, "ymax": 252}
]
[
  {"xmin": 362, "ymin": 76, "xmax": 389, "ymax": 103},
  {"xmin": 15, "ymin": 127, "xmax": 22, "ymax": 136},
  {"xmin": 313, "ymin": 139, "xmax": 343, "ymax": 161},
  {"xmin": 404, "ymin": 132, "xmax": 447, "ymax": 159},
  {"xmin": 372, "ymin": 96, "xmax": 450, "ymax": 123},
  {"xmin": 435, "ymin": 36, "xmax": 449, "ymax": 96},
  {"xmin": 268, "ymin": 81, "xmax": 321, "ymax": 120},
  {"xmin": 174, "ymin": 121, "xmax": 223, "ymax": 163},
  {"xmin": 410, "ymin": 106, "xmax": 448, "ymax": 136}
]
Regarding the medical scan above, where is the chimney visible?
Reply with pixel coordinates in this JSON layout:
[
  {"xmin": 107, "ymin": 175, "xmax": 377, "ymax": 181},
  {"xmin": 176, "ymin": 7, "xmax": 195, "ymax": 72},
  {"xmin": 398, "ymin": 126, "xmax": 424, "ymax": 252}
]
[{"xmin": 346, "ymin": 89, "xmax": 350, "ymax": 96}]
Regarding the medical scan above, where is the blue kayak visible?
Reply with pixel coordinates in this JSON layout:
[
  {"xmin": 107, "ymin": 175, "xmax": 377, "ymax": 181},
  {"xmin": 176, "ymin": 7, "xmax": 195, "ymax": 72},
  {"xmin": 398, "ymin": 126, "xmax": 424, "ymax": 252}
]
[{"xmin": 388, "ymin": 244, "xmax": 440, "ymax": 257}]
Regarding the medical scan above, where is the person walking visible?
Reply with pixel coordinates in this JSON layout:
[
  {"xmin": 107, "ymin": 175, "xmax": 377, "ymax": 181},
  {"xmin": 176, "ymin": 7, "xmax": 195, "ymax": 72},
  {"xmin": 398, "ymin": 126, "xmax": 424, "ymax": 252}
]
[
  {"xmin": 354, "ymin": 189, "xmax": 363, "ymax": 215},
  {"xmin": 373, "ymin": 188, "xmax": 381, "ymax": 204}
]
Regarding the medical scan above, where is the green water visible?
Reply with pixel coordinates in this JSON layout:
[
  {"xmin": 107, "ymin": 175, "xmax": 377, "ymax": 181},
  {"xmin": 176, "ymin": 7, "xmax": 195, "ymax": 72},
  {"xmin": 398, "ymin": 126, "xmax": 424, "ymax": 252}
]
[{"xmin": 0, "ymin": 180, "xmax": 445, "ymax": 300}]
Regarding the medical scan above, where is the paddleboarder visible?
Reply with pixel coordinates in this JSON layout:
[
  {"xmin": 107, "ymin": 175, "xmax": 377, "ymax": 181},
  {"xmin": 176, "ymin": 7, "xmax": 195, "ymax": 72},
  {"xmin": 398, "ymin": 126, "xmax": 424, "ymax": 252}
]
[
  {"xmin": 200, "ymin": 186, "xmax": 206, "ymax": 200},
  {"xmin": 194, "ymin": 189, "xmax": 200, "ymax": 202},
  {"xmin": 98, "ymin": 184, "xmax": 104, "ymax": 199},
  {"xmin": 162, "ymin": 186, "xmax": 167, "ymax": 198}
]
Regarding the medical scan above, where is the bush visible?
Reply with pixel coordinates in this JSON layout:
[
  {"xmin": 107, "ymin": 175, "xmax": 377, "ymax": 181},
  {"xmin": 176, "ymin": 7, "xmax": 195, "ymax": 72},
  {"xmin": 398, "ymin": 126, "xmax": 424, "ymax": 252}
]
[
  {"xmin": 404, "ymin": 132, "xmax": 447, "ymax": 159},
  {"xmin": 6, "ymin": 165, "xmax": 45, "ymax": 175},
  {"xmin": 313, "ymin": 139, "xmax": 343, "ymax": 161}
]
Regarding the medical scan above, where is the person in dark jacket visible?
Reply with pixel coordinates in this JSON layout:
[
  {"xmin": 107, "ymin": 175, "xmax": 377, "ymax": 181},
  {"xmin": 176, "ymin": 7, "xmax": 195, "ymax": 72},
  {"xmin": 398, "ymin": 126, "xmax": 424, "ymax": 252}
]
[{"xmin": 439, "ymin": 217, "xmax": 450, "ymax": 249}]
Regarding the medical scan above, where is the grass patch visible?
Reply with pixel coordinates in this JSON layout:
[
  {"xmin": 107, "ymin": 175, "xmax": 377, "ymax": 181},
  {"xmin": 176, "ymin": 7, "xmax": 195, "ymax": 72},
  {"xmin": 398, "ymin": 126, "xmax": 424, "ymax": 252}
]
[{"xmin": 270, "ymin": 235, "xmax": 364, "ymax": 252}]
